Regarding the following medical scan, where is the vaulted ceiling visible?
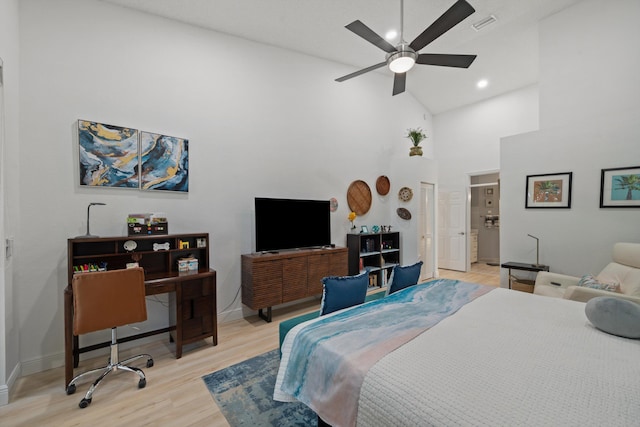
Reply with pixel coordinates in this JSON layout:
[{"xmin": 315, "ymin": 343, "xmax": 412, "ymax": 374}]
[{"xmin": 101, "ymin": 0, "xmax": 582, "ymax": 114}]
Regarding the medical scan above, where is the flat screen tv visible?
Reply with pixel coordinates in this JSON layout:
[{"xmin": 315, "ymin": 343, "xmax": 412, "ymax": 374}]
[{"xmin": 255, "ymin": 197, "xmax": 331, "ymax": 253}]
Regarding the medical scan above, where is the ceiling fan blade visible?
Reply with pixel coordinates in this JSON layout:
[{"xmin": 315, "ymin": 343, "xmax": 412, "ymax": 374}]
[
  {"xmin": 416, "ymin": 53, "xmax": 477, "ymax": 68},
  {"xmin": 335, "ymin": 62, "xmax": 387, "ymax": 82},
  {"xmin": 345, "ymin": 20, "xmax": 397, "ymax": 54},
  {"xmin": 409, "ymin": 0, "xmax": 475, "ymax": 52},
  {"xmin": 392, "ymin": 73, "xmax": 406, "ymax": 96}
]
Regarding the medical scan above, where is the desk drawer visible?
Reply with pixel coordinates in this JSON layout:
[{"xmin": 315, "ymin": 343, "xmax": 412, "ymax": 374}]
[{"xmin": 146, "ymin": 282, "xmax": 175, "ymax": 295}]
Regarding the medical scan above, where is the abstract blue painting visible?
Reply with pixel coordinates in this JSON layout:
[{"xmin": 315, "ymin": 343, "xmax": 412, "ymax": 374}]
[
  {"xmin": 78, "ymin": 120, "xmax": 139, "ymax": 188},
  {"xmin": 139, "ymin": 131, "xmax": 189, "ymax": 192}
]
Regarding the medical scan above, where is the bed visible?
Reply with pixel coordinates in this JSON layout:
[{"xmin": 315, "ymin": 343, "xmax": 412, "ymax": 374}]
[{"xmin": 274, "ymin": 279, "xmax": 640, "ymax": 427}]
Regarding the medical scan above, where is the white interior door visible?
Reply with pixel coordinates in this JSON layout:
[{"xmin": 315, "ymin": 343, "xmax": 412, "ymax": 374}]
[
  {"xmin": 438, "ymin": 189, "xmax": 467, "ymax": 271},
  {"xmin": 418, "ymin": 183, "xmax": 435, "ymax": 281}
]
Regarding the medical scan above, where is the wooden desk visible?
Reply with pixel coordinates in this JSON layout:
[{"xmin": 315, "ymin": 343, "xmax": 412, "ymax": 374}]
[
  {"xmin": 65, "ymin": 234, "xmax": 217, "ymax": 387},
  {"xmin": 501, "ymin": 261, "xmax": 549, "ymax": 291}
]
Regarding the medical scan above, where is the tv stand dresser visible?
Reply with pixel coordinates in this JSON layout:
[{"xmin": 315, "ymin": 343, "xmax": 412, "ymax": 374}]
[
  {"xmin": 65, "ymin": 233, "xmax": 217, "ymax": 387},
  {"xmin": 241, "ymin": 247, "xmax": 348, "ymax": 322}
]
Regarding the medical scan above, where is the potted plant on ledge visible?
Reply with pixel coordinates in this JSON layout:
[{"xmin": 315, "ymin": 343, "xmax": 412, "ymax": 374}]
[{"xmin": 405, "ymin": 128, "xmax": 427, "ymax": 157}]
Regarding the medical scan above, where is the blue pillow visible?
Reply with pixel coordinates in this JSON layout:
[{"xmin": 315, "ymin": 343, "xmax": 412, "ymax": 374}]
[
  {"xmin": 320, "ymin": 272, "xmax": 369, "ymax": 316},
  {"xmin": 386, "ymin": 261, "xmax": 423, "ymax": 295}
]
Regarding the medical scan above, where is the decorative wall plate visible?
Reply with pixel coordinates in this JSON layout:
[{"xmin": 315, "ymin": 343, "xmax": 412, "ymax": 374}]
[
  {"xmin": 123, "ymin": 240, "xmax": 137, "ymax": 251},
  {"xmin": 375, "ymin": 175, "xmax": 390, "ymax": 196},
  {"xmin": 329, "ymin": 197, "xmax": 339, "ymax": 212},
  {"xmin": 397, "ymin": 207, "xmax": 412, "ymax": 220},
  {"xmin": 347, "ymin": 180, "xmax": 372, "ymax": 216},
  {"xmin": 398, "ymin": 187, "xmax": 413, "ymax": 202}
]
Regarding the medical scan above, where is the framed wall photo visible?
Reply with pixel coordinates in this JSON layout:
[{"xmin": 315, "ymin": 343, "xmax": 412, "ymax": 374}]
[
  {"xmin": 600, "ymin": 166, "xmax": 640, "ymax": 208},
  {"xmin": 525, "ymin": 172, "xmax": 572, "ymax": 209}
]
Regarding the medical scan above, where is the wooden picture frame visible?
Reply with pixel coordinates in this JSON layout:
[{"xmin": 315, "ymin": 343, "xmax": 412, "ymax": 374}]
[
  {"xmin": 525, "ymin": 172, "xmax": 572, "ymax": 209},
  {"xmin": 600, "ymin": 166, "xmax": 640, "ymax": 208}
]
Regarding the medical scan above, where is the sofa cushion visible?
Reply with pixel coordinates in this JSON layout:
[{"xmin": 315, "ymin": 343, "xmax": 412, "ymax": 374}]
[
  {"xmin": 585, "ymin": 296, "xmax": 640, "ymax": 339},
  {"xmin": 386, "ymin": 261, "xmax": 423, "ymax": 296},
  {"xmin": 598, "ymin": 262, "xmax": 640, "ymax": 297},
  {"xmin": 577, "ymin": 274, "xmax": 620, "ymax": 292},
  {"xmin": 319, "ymin": 272, "xmax": 369, "ymax": 316}
]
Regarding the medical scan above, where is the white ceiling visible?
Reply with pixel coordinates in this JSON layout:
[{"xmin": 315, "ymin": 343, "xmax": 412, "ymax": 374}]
[{"xmin": 100, "ymin": 0, "xmax": 582, "ymax": 114}]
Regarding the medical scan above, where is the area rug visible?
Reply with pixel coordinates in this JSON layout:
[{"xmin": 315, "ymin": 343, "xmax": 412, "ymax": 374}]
[{"xmin": 203, "ymin": 349, "xmax": 316, "ymax": 426}]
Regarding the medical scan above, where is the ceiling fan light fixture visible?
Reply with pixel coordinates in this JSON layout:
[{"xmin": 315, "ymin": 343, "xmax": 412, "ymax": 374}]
[{"xmin": 387, "ymin": 49, "xmax": 417, "ymax": 73}]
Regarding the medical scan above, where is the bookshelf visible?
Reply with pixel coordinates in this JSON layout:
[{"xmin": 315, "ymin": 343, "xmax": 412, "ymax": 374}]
[{"xmin": 347, "ymin": 232, "xmax": 401, "ymax": 288}]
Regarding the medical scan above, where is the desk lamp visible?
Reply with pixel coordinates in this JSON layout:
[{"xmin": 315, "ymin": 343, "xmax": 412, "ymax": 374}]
[
  {"xmin": 527, "ymin": 234, "xmax": 542, "ymax": 267},
  {"xmin": 76, "ymin": 202, "xmax": 106, "ymax": 238}
]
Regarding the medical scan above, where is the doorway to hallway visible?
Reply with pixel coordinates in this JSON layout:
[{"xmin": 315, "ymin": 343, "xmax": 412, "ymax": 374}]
[{"xmin": 469, "ymin": 172, "xmax": 500, "ymax": 268}]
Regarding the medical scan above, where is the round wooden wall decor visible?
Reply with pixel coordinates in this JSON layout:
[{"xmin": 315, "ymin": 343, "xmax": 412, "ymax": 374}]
[
  {"xmin": 329, "ymin": 197, "xmax": 339, "ymax": 212},
  {"xmin": 347, "ymin": 180, "xmax": 372, "ymax": 216},
  {"xmin": 398, "ymin": 186, "xmax": 413, "ymax": 202},
  {"xmin": 376, "ymin": 175, "xmax": 390, "ymax": 196},
  {"xmin": 397, "ymin": 207, "xmax": 412, "ymax": 220}
]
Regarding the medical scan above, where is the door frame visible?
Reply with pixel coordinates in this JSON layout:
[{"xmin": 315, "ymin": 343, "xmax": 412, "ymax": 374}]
[
  {"xmin": 467, "ymin": 169, "xmax": 500, "ymax": 271},
  {"xmin": 418, "ymin": 182, "xmax": 436, "ymax": 281}
]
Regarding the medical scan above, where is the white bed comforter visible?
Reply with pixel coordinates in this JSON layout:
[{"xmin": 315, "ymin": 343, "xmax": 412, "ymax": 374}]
[{"xmin": 357, "ymin": 288, "xmax": 640, "ymax": 426}]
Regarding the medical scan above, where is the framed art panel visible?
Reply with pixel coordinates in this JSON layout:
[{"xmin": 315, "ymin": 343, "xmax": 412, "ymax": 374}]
[
  {"xmin": 78, "ymin": 120, "xmax": 139, "ymax": 188},
  {"xmin": 139, "ymin": 131, "xmax": 189, "ymax": 192},
  {"xmin": 525, "ymin": 172, "xmax": 572, "ymax": 209},
  {"xmin": 600, "ymin": 166, "xmax": 640, "ymax": 207}
]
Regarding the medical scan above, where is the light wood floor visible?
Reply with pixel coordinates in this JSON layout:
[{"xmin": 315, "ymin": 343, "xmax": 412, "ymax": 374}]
[
  {"xmin": 0, "ymin": 265, "xmax": 498, "ymax": 427},
  {"xmin": 438, "ymin": 262, "xmax": 500, "ymax": 287}
]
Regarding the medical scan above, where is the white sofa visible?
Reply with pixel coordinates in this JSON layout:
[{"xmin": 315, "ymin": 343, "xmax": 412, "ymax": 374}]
[{"xmin": 533, "ymin": 242, "xmax": 640, "ymax": 304}]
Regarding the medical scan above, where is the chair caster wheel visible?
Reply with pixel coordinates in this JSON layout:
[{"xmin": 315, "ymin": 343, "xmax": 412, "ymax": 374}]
[
  {"xmin": 147, "ymin": 359, "xmax": 154, "ymax": 368},
  {"xmin": 66, "ymin": 384, "xmax": 76, "ymax": 395},
  {"xmin": 138, "ymin": 378, "xmax": 146, "ymax": 389},
  {"xmin": 79, "ymin": 398, "xmax": 91, "ymax": 408}
]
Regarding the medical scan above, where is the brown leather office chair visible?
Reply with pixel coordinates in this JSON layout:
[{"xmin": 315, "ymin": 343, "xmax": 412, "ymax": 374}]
[{"xmin": 66, "ymin": 268, "xmax": 153, "ymax": 408}]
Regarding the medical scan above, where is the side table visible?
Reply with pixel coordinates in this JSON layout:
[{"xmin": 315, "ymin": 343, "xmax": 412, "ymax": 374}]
[{"xmin": 500, "ymin": 262, "xmax": 550, "ymax": 293}]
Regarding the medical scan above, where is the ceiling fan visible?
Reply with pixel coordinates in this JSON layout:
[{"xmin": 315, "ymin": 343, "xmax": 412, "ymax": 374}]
[{"xmin": 336, "ymin": 0, "xmax": 478, "ymax": 96}]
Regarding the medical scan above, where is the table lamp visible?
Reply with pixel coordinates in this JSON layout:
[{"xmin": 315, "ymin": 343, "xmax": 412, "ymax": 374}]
[
  {"xmin": 527, "ymin": 234, "xmax": 542, "ymax": 267},
  {"xmin": 76, "ymin": 202, "xmax": 106, "ymax": 238}
]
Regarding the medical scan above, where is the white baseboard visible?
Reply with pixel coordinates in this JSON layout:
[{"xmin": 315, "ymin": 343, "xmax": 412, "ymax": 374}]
[{"xmin": 0, "ymin": 361, "xmax": 21, "ymax": 406}]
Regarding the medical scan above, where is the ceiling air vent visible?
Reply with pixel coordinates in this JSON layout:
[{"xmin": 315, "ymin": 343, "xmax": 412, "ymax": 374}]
[{"xmin": 471, "ymin": 14, "xmax": 497, "ymax": 32}]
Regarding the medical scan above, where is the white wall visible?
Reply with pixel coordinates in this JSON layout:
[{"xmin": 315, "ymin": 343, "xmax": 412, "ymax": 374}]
[
  {"xmin": 434, "ymin": 85, "xmax": 540, "ymax": 192},
  {"xmin": 500, "ymin": 0, "xmax": 640, "ymax": 284},
  {"xmin": 0, "ymin": 0, "xmax": 20, "ymax": 406},
  {"xmin": 539, "ymin": 0, "xmax": 640, "ymax": 129},
  {"xmin": 14, "ymin": 0, "xmax": 432, "ymax": 375},
  {"xmin": 501, "ymin": 110, "xmax": 640, "ymax": 276}
]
